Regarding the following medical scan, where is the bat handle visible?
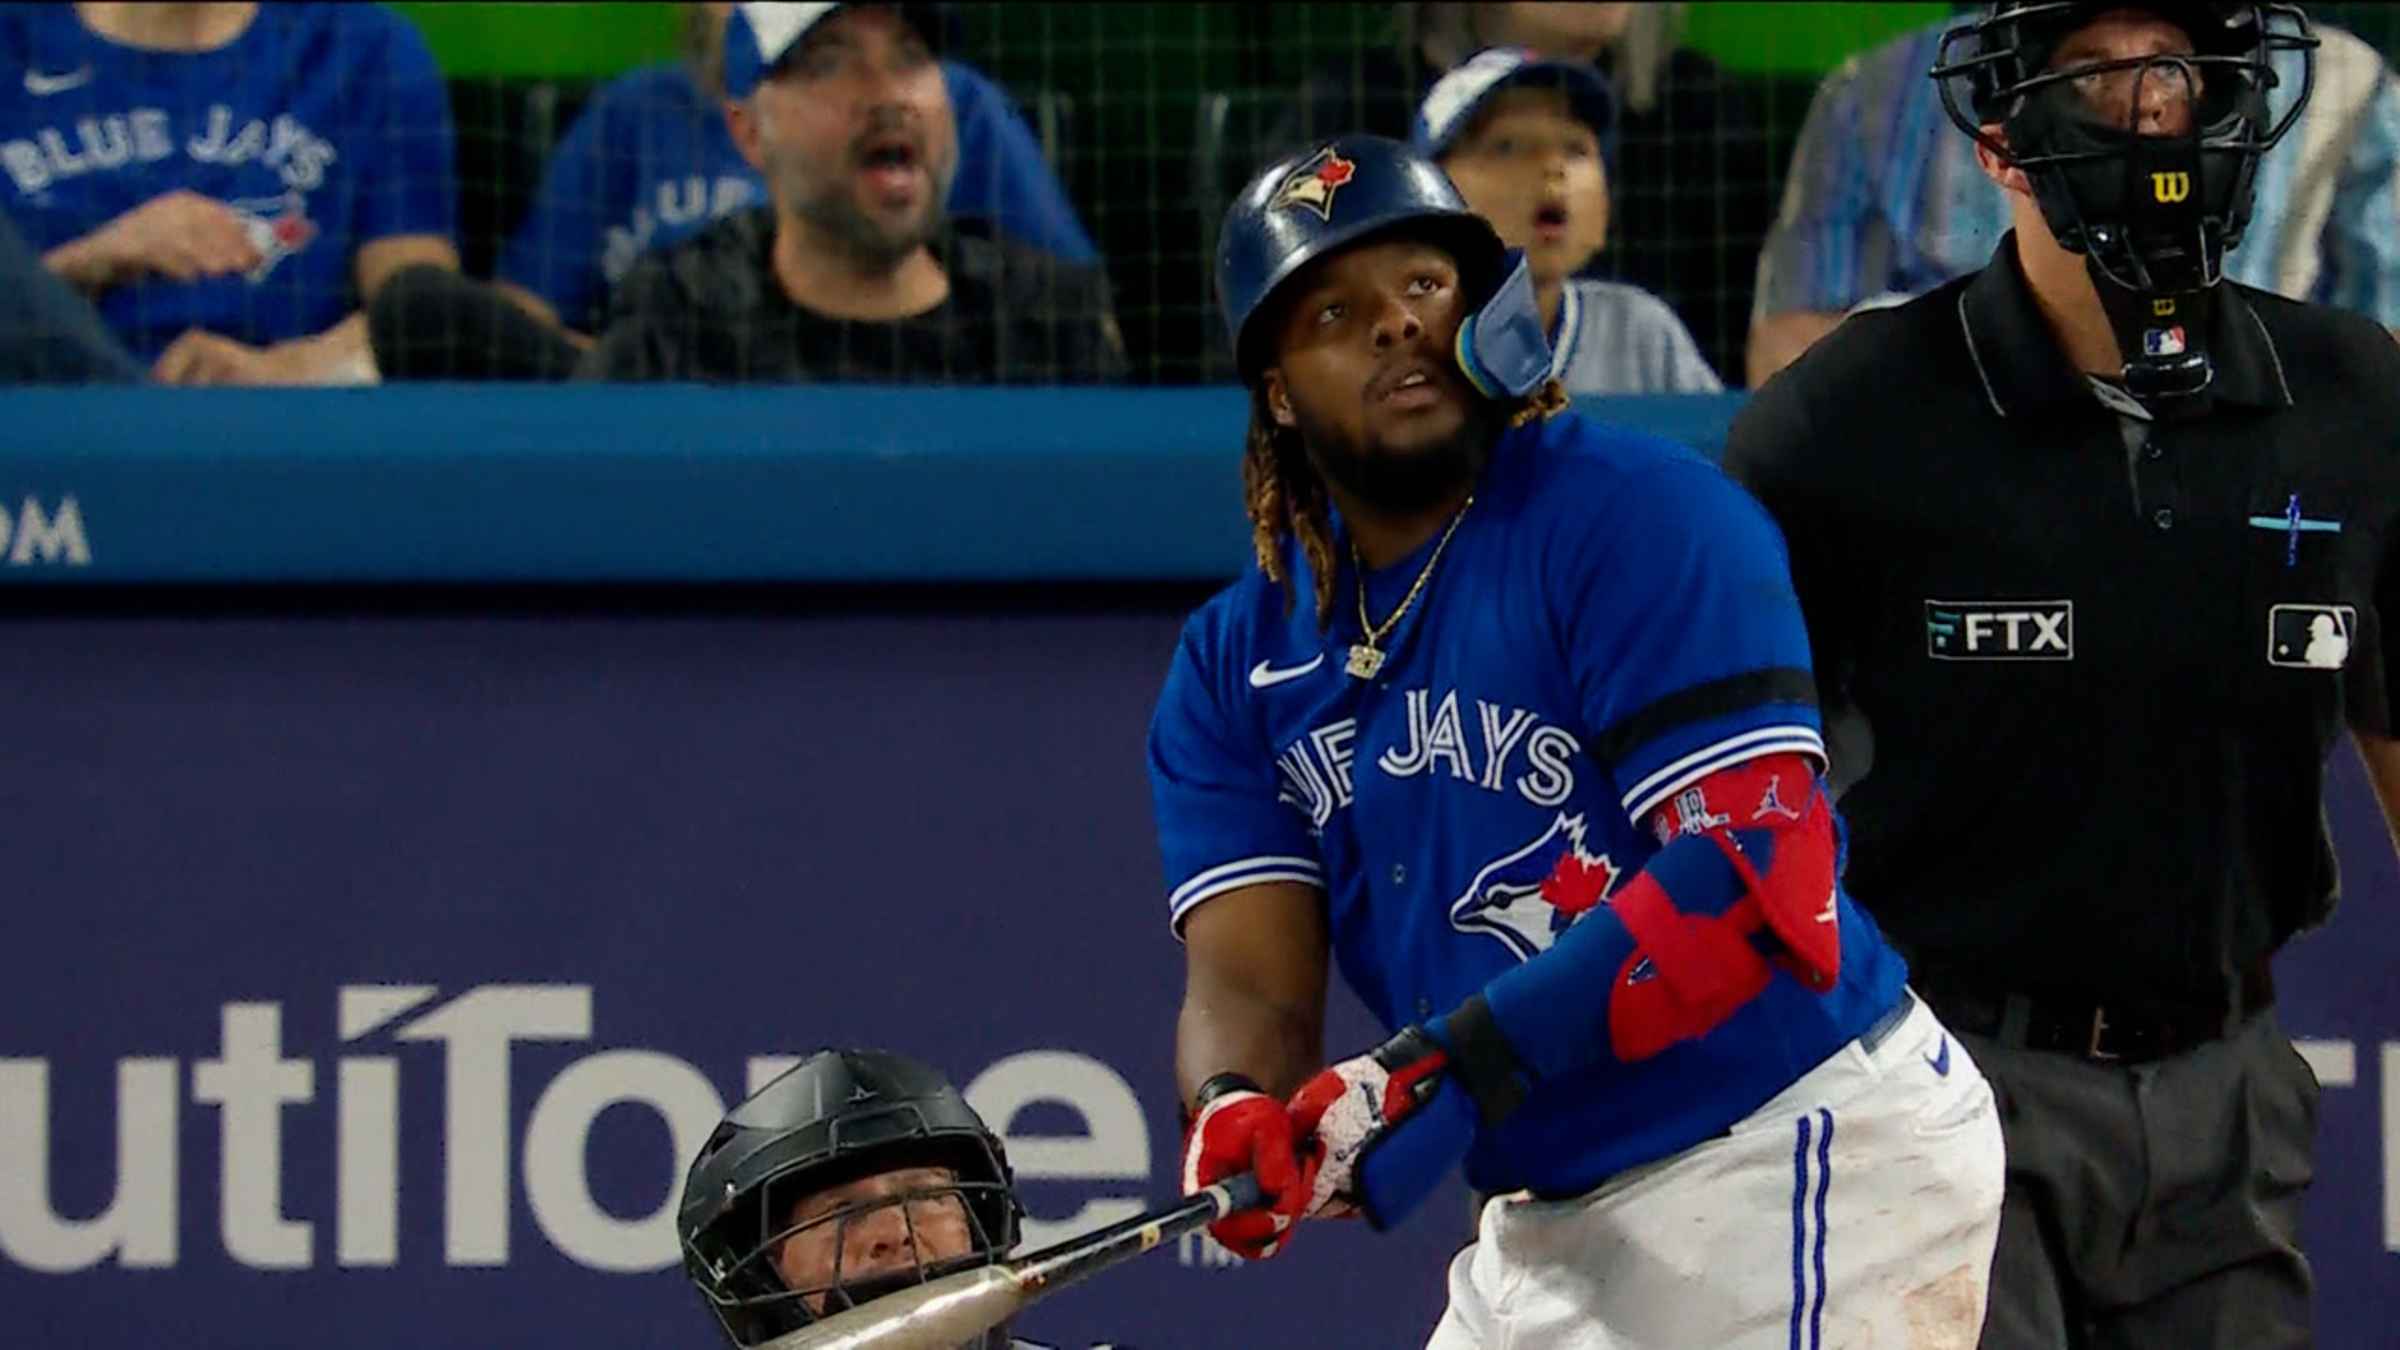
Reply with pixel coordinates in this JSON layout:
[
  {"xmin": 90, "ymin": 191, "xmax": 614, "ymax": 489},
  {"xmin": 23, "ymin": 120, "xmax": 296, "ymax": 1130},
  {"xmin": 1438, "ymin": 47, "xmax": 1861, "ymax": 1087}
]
[{"xmin": 1201, "ymin": 1171, "xmax": 1267, "ymax": 1217}]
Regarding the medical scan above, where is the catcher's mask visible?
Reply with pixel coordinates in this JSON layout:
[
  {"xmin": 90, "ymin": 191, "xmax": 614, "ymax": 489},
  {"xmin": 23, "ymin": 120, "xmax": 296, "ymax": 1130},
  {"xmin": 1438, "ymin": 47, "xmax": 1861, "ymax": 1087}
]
[
  {"xmin": 678, "ymin": 1049, "xmax": 1022, "ymax": 1349},
  {"xmin": 1933, "ymin": 3, "xmax": 2317, "ymax": 403}
]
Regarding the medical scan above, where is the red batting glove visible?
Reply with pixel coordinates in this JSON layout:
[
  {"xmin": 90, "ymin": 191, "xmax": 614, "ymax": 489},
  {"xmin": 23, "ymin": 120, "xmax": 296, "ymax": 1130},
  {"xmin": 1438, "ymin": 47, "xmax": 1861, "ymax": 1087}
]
[
  {"xmin": 1181, "ymin": 1073, "xmax": 1311, "ymax": 1259},
  {"xmin": 1284, "ymin": 1027, "xmax": 1453, "ymax": 1225}
]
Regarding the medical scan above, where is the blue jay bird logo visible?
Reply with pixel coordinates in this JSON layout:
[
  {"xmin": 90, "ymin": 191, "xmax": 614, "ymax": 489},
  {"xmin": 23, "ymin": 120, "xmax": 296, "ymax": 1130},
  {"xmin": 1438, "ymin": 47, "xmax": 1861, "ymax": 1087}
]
[{"xmin": 1450, "ymin": 813, "xmax": 1619, "ymax": 961}]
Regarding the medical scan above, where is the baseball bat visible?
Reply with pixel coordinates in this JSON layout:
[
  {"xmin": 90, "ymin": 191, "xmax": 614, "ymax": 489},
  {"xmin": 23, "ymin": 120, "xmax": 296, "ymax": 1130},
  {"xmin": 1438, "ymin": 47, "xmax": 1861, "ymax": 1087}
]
[{"xmin": 755, "ymin": 1173, "xmax": 1267, "ymax": 1350}]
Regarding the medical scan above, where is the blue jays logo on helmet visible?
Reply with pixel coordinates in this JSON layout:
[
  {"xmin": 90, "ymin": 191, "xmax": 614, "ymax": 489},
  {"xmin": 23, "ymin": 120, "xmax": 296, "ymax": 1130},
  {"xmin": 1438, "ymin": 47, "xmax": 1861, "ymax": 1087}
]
[
  {"xmin": 1450, "ymin": 813, "xmax": 1620, "ymax": 961},
  {"xmin": 1270, "ymin": 146, "xmax": 1359, "ymax": 221}
]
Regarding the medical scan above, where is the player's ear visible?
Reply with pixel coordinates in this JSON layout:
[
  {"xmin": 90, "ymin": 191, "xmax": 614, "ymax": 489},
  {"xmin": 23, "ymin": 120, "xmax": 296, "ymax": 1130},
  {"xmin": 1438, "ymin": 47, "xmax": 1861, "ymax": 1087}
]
[
  {"xmin": 724, "ymin": 96, "xmax": 769, "ymax": 173},
  {"xmin": 1264, "ymin": 369, "xmax": 1297, "ymax": 429},
  {"xmin": 1973, "ymin": 124, "xmax": 2031, "ymax": 196}
]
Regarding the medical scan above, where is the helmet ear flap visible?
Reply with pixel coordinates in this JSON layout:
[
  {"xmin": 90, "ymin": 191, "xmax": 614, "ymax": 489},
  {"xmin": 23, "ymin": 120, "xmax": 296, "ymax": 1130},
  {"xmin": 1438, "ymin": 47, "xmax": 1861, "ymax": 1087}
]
[{"xmin": 1455, "ymin": 250, "xmax": 1551, "ymax": 401}]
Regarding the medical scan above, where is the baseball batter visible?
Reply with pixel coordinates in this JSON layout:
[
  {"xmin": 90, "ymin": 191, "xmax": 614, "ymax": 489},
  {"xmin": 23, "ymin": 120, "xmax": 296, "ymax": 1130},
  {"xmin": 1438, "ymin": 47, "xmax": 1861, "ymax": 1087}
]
[{"xmin": 1152, "ymin": 135, "xmax": 2005, "ymax": 1348}]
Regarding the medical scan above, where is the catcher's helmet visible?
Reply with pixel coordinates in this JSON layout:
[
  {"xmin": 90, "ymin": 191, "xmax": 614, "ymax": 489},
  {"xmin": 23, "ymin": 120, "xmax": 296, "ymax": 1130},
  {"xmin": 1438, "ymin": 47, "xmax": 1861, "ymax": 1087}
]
[
  {"xmin": 1216, "ymin": 134, "xmax": 1551, "ymax": 401},
  {"xmin": 1932, "ymin": 2, "xmax": 2316, "ymax": 294},
  {"xmin": 678, "ymin": 1049, "xmax": 1021, "ymax": 1349}
]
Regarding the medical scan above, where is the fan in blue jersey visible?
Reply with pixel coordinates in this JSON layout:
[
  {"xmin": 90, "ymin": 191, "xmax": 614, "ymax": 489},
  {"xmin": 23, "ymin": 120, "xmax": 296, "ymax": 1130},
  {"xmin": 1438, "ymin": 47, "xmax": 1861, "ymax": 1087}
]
[
  {"xmin": 1153, "ymin": 134, "xmax": 2007, "ymax": 1347},
  {"xmin": 0, "ymin": 2, "xmax": 458, "ymax": 383},
  {"xmin": 495, "ymin": 1, "xmax": 1096, "ymax": 337}
]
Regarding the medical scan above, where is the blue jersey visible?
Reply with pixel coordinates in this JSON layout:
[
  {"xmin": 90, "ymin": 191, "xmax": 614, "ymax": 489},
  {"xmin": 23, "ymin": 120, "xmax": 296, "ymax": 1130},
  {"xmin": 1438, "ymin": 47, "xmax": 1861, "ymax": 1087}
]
[
  {"xmin": 497, "ymin": 61, "xmax": 1098, "ymax": 333},
  {"xmin": 0, "ymin": 3, "xmax": 456, "ymax": 361},
  {"xmin": 1149, "ymin": 412, "xmax": 1908, "ymax": 1199}
]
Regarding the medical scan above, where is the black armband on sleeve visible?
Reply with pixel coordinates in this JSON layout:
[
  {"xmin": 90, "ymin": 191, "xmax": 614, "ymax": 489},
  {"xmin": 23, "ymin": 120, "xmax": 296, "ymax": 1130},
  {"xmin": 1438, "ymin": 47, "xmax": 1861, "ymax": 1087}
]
[{"xmin": 1434, "ymin": 993, "xmax": 1534, "ymax": 1128}]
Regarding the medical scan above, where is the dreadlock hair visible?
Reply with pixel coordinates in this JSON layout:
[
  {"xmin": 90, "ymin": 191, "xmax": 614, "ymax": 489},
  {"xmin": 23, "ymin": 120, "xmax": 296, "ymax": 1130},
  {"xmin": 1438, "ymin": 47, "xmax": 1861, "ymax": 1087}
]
[{"xmin": 1242, "ymin": 377, "xmax": 1572, "ymax": 626}]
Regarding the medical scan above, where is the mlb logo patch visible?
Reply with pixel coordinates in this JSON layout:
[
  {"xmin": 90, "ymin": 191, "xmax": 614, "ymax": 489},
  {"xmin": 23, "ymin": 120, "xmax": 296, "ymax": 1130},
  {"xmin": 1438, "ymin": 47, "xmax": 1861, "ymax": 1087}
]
[
  {"xmin": 2266, "ymin": 604, "xmax": 2356, "ymax": 670},
  {"xmin": 2142, "ymin": 326, "xmax": 2186, "ymax": 357}
]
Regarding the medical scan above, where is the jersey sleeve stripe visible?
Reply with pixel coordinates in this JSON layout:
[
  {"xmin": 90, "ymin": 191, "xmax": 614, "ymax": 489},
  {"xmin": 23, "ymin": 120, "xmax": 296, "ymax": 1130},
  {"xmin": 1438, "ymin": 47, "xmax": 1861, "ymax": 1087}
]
[
  {"xmin": 1620, "ymin": 725, "xmax": 1828, "ymax": 821},
  {"xmin": 1168, "ymin": 854, "xmax": 1322, "ymax": 911},
  {"xmin": 1589, "ymin": 667, "xmax": 1818, "ymax": 766},
  {"xmin": 1169, "ymin": 864, "xmax": 1325, "ymax": 938}
]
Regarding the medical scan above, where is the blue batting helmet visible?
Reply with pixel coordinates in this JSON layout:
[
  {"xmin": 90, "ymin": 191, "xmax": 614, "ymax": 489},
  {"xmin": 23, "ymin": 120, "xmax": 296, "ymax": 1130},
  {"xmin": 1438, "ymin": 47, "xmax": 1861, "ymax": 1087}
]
[{"xmin": 1215, "ymin": 135, "xmax": 1551, "ymax": 400}]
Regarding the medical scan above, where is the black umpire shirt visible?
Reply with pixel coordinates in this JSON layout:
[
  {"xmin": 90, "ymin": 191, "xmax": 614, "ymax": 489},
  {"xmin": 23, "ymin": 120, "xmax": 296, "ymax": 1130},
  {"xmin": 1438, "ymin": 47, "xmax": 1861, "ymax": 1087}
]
[
  {"xmin": 1724, "ymin": 235, "xmax": 2400, "ymax": 1007},
  {"xmin": 579, "ymin": 209, "xmax": 1128, "ymax": 384}
]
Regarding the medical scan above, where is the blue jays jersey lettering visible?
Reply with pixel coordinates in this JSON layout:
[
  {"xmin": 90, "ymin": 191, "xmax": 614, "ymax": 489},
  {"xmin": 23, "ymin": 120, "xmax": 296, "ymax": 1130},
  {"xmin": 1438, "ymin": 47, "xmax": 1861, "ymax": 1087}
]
[
  {"xmin": 0, "ymin": 4, "xmax": 456, "ymax": 360},
  {"xmin": 1150, "ymin": 412, "xmax": 1909, "ymax": 1198}
]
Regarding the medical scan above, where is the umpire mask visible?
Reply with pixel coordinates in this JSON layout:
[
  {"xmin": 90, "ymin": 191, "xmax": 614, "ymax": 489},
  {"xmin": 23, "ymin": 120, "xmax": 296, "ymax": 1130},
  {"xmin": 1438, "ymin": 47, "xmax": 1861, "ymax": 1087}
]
[{"xmin": 1935, "ymin": 2, "xmax": 2318, "ymax": 404}]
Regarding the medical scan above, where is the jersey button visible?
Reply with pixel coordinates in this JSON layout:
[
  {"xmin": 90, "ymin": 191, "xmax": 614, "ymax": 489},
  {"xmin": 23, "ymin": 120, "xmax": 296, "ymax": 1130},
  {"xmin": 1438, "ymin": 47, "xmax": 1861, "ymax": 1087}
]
[
  {"xmin": 1391, "ymin": 863, "xmax": 1407, "ymax": 886},
  {"xmin": 2153, "ymin": 508, "xmax": 2175, "ymax": 531}
]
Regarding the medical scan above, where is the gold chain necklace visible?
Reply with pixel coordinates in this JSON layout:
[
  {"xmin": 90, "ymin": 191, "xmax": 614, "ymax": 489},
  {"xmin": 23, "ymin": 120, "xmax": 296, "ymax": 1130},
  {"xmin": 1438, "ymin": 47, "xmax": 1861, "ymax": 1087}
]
[{"xmin": 1345, "ymin": 494, "xmax": 1473, "ymax": 680}]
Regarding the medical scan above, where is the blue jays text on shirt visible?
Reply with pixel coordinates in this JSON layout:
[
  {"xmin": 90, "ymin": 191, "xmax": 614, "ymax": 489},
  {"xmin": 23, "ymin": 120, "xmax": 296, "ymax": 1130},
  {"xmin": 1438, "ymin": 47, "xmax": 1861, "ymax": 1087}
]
[
  {"xmin": 601, "ymin": 172, "xmax": 762, "ymax": 286},
  {"xmin": 1278, "ymin": 688, "xmax": 1584, "ymax": 822},
  {"xmin": 4, "ymin": 105, "xmax": 337, "ymax": 198},
  {"xmin": 1260, "ymin": 670, "xmax": 1639, "ymax": 983},
  {"xmin": 4, "ymin": 105, "xmax": 340, "ymax": 289},
  {"xmin": 1278, "ymin": 686, "xmax": 1596, "ymax": 963}
]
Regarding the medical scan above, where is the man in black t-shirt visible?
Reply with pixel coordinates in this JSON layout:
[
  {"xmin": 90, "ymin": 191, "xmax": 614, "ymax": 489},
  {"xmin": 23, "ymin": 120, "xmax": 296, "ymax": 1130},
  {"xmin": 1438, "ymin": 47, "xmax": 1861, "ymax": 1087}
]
[{"xmin": 582, "ymin": 2, "xmax": 1123, "ymax": 384}]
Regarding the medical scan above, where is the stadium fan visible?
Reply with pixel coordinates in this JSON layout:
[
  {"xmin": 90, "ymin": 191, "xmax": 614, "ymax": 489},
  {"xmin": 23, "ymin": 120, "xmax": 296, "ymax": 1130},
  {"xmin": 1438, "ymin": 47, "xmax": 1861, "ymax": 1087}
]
[
  {"xmin": 496, "ymin": 1, "xmax": 1096, "ymax": 341},
  {"xmin": 372, "ymin": 2, "xmax": 1120, "ymax": 384},
  {"xmin": 573, "ymin": 1, "xmax": 1124, "ymax": 383},
  {"xmin": 0, "ymin": 1, "xmax": 458, "ymax": 384},
  {"xmin": 1263, "ymin": 3, "xmax": 1772, "ymax": 384},
  {"xmin": 1417, "ymin": 48, "xmax": 1720, "ymax": 394}
]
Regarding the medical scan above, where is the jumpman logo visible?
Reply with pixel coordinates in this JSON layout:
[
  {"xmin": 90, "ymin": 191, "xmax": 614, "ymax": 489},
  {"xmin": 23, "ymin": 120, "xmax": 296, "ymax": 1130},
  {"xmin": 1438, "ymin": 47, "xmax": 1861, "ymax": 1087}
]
[{"xmin": 1751, "ymin": 774, "xmax": 1802, "ymax": 822}]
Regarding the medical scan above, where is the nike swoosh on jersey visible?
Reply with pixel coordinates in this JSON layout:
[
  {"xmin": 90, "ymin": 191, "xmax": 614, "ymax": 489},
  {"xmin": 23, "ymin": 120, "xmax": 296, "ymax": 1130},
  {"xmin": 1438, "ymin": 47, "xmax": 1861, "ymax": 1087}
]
[
  {"xmin": 24, "ymin": 67, "xmax": 93, "ymax": 96},
  {"xmin": 1248, "ymin": 653, "xmax": 1324, "ymax": 688},
  {"xmin": 1926, "ymin": 1037, "xmax": 1951, "ymax": 1077}
]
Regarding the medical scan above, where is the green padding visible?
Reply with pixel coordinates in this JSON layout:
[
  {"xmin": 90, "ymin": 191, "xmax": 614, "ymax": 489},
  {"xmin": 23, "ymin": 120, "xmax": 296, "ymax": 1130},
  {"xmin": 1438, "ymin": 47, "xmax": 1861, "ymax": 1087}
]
[
  {"xmin": 393, "ymin": 2, "xmax": 681, "ymax": 79},
  {"xmin": 1682, "ymin": 2, "xmax": 1953, "ymax": 74},
  {"xmin": 396, "ymin": 2, "xmax": 1950, "ymax": 86}
]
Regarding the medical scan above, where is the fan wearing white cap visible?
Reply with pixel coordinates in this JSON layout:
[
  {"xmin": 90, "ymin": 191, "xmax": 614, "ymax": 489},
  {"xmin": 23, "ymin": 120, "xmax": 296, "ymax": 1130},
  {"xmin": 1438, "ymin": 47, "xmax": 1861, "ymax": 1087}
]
[
  {"xmin": 580, "ymin": 2, "xmax": 1126, "ymax": 383},
  {"xmin": 1416, "ymin": 48, "xmax": 1721, "ymax": 397}
]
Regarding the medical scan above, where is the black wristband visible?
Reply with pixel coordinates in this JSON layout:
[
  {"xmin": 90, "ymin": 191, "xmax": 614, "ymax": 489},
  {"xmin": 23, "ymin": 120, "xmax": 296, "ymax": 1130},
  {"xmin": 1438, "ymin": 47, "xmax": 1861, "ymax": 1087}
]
[
  {"xmin": 1184, "ymin": 1071, "xmax": 1266, "ymax": 1132},
  {"xmin": 1441, "ymin": 994, "xmax": 1532, "ymax": 1128}
]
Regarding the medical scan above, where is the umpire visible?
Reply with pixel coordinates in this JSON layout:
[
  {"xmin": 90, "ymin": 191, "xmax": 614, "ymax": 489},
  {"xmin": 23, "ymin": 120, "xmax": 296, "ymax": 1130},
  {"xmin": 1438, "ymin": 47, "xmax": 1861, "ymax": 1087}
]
[{"xmin": 1724, "ymin": 2, "xmax": 2400, "ymax": 1346}]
